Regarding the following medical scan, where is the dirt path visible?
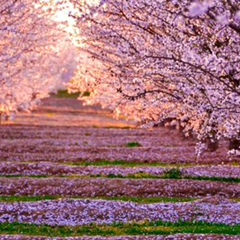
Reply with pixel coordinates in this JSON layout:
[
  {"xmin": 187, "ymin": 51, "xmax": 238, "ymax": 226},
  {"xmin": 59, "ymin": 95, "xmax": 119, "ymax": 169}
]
[{"xmin": 2, "ymin": 96, "xmax": 136, "ymax": 128}]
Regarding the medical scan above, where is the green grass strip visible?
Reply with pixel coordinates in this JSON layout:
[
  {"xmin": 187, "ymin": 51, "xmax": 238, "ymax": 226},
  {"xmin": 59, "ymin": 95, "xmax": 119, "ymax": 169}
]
[
  {"xmin": 67, "ymin": 160, "xmax": 240, "ymax": 168},
  {"xmin": 191, "ymin": 176, "xmax": 240, "ymax": 183},
  {"xmin": 125, "ymin": 142, "xmax": 142, "ymax": 148},
  {"xmin": 54, "ymin": 90, "xmax": 80, "ymax": 99},
  {"xmin": 0, "ymin": 196, "xmax": 58, "ymax": 203},
  {"xmin": 0, "ymin": 221, "xmax": 239, "ymax": 237},
  {"xmin": 0, "ymin": 196, "xmax": 194, "ymax": 204},
  {"xmin": 69, "ymin": 160, "xmax": 149, "ymax": 167},
  {"xmin": 0, "ymin": 174, "xmax": 239, "ymax": 184},
  {"xmin": 107, "ymin": 196, "xmax": 194, "ymax": 204},
  {"xmin": 54, "ymin": 90, "xmax": 90, "ymax": 99}
]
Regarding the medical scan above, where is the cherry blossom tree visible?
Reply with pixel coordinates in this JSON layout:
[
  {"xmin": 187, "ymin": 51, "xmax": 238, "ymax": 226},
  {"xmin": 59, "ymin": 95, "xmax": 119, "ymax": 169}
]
[
  {"xmin": 0, "ymin": 0, "xmax": 77, "ymax": 121},
  {"xmin": 68, "ymin": 0, "xmax": 240, "ymax": 155}
]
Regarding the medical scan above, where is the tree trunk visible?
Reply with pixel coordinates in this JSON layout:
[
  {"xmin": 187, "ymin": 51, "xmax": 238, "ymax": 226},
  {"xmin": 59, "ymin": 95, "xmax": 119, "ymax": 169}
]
[
  {"xmin": 206, "ymin": 138, "xmax": 219, "ymax": 152},
  {"xmin": 229, "ymin": 138, "xmax": 240, "ymax": 151}
]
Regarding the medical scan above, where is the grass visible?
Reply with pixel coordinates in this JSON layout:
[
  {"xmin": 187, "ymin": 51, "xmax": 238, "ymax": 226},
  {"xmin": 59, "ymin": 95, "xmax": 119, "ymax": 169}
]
[
  {"xmin": 161, "ymin": 168, "xmax": 240, "ymax": 183},
  {"xmin": 0, "ymin": 172, "xmax": 239, "ymax": 183},
  {"xmin": 125, "ymin": 142, "xmax": 142, "ymax": 148},
  {"xmin": 0, "ymin": 175, "xmax": 49, "ymax": 178},
  {"xmin": 71, "ymin": 160, "xmax": 148, "ymax": 167},
  {"xmin": 0, "ymin": 196, "xmax": 194, "ymax": 204},
  {"xmin": 164, "ymin": 168, "xmax": 182, "ymax": 179},
  {"xmin": 191, "ymin": 176, "xmax": 240, "ymax": 183},
  {"xmin": 54, "ymin": 90, "xmax": 90, "ymax": 99},
  {"xmin": 69, "ymin": 160, "xmax": 173, "ymax": 168},
  {"xmin": 66, "ymin": 160, "xmax": 225, "ymax": 168},
  {"xmin": 54, "ymin": 90, "xmax": 80, "ymax": 99},
  {"xmin": 0, "ymin": 196, "xmax": 58, "ymax": 203},
  {"xmin": 0, "ymin": 221, "xmax": 239, "ymax": 237},
  {"xmin": 104, "ymin": 196, "xmax": 194, "ymax": 204},
  {"xmin": 105, "ymin": 173, "xmax": 161, "ymax": 179}
]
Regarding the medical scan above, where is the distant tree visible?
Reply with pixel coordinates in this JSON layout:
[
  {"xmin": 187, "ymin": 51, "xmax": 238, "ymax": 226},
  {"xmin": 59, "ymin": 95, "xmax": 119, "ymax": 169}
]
[
  {"xmin": 0, "ymin": 0, "xmax": 77, "ymax": 119},
  {"xmin": 69, "ymin": 0, "xmax": 240, "ymax": 156}
]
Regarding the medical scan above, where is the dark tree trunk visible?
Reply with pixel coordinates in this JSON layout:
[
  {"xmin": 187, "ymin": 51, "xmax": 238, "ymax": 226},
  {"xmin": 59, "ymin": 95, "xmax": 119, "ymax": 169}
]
[
  {"xmin": 229, "ymin": 138, "xmax": 240, "ymax": 150},
  {"xmin": 206, "ymin": 138, "xmax": 219, "ymax": 152}
]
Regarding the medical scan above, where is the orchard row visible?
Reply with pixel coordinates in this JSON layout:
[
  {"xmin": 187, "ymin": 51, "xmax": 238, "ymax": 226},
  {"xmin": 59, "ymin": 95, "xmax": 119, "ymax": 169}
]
[{"xmin": 1, "ymin": 0, "xmax": 240, "ymax": 155}]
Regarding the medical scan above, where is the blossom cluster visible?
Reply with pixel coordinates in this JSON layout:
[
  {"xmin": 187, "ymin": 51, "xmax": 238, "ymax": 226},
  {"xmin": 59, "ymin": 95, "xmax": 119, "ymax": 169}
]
[
  {"xmin": 0, "ymin": 199, "xmax": 239, "ymax": 226},
  {"xmin": 68, "ymin": 0, "xmax": 240, "ymax": 155},
  {"xmin": 0, "ymin": 0, "xmax": 77, "ymax": 119}
]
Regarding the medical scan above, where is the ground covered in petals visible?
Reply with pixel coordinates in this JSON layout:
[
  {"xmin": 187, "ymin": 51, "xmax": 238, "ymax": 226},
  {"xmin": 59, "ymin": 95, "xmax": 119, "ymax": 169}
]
[{"xmin": 0, "ymin": 96, "xmax": 239, "ymax": 239}]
